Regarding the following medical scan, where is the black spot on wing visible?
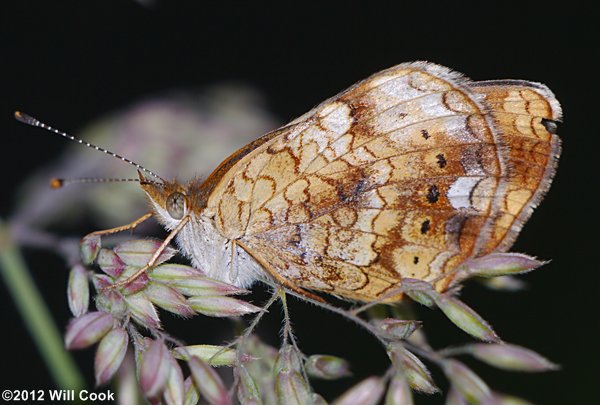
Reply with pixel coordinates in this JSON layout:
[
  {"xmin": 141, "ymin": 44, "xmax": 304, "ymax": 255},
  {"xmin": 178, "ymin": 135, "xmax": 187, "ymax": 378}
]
[
  {"xmin": 436, "ymin": 153, "xmax": 447, "ymax": 168},
  {"xmin": 420, "ymin": 219, "xmax": 431, "ymax": 234},
  {"xmin": 426, "ymin": 185, "xmax": 440, "ymax": 204}
]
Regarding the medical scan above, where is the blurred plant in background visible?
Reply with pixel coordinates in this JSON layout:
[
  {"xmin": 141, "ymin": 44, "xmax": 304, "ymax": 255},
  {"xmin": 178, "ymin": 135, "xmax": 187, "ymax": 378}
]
[
  {"xmin": 8, "ymin": 85, "xmax": 277, "ymax": 263},
  {"xmin": 1, "ymin": 85, "xmax": 558, "ymax": 404}
]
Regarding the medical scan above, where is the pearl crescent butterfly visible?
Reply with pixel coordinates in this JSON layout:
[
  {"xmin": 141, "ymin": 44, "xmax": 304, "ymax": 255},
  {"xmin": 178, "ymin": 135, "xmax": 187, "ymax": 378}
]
[{"xmin": 99, "ymin": 62, "xmax": 565, "ymax": 302}]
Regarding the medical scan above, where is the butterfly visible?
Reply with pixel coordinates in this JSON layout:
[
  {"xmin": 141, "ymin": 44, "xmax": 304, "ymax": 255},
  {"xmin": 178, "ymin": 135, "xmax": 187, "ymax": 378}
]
[
  {"xmin": 18, "ymin": 61, "xmax": 562, "ymax": 302},
  {"xmin": 132, "ymin": 62, "xmax": 561, "ymax": 302}
]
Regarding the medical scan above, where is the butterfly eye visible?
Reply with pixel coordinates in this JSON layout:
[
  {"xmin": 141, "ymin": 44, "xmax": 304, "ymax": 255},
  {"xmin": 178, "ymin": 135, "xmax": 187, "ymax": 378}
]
[{"xmin": 166, "ymin": 192, "xmax": 186, "ymax": 220}]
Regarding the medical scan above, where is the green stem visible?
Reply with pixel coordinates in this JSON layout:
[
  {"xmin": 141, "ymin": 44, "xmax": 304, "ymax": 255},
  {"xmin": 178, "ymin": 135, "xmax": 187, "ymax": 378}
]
[{"xmin": 0, "ymin": 219, "xmax": 84, "ymax": 390}]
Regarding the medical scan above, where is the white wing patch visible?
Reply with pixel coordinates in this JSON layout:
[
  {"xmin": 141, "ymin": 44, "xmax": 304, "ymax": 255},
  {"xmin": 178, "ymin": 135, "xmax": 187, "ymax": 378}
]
[{"xmin": 447, "ymin": 176, "xmax": 481, "ymax": 209}]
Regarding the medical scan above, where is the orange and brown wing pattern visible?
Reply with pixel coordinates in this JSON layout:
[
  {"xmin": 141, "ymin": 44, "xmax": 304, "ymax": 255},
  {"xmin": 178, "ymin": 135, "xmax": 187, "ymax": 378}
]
[
  {"xmin": 202, "ymin": 62, "xmax": 559, "ymax": 301},
  {"xmin": 468, "ymin": 81, "xmax": 561, "ymax": 254}
]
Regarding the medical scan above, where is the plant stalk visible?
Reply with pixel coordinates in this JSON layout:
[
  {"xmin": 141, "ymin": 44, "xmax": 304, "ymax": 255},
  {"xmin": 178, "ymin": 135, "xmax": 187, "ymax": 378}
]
[{"xmin": 0, "ymin": 219, "xmax": 84, "ymax": 390}]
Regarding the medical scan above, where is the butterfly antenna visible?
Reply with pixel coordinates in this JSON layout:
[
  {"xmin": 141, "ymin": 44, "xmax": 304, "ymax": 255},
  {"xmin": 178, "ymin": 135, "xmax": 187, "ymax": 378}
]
[
  {"xmin": 14, "ymin": 111, "xmax": 164, "ymax": 183},
  {"xmin": 50, "ymin": 177, "xmax": 147, "ymax": 189}
]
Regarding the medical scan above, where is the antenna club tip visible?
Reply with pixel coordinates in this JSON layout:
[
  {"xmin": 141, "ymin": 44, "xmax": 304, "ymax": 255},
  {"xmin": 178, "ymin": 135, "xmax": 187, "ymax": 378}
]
[
  {"xmin": 14, "ymin": 111, "xmax": 26, "ymax": 122},
  {"xmin": 50, "ymin": 178, "xmax": 64, "ymax": 189},
  {"xmin": 14, "ymin": 110, "xmax": 36, "ymax": 125}
]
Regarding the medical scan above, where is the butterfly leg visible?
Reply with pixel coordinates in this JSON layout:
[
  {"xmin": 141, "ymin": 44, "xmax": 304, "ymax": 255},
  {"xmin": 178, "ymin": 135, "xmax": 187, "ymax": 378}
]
[
  {"xmin": 104, "ymin": 216, "xmax": 190, "ymax": 291},
  {"xmin": 85, "ymin": 212, "xmax": 153, "ymax": 238},
  {"xmin": 235, "ymin": 240, "xmax": 325, "ymax": 303}
]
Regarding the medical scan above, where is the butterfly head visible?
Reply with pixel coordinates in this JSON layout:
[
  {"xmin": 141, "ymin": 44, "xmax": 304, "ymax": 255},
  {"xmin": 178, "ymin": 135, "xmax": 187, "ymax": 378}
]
[{"xmin": 138, "ymin": 171, "xmax": 192, "ymax": 228}]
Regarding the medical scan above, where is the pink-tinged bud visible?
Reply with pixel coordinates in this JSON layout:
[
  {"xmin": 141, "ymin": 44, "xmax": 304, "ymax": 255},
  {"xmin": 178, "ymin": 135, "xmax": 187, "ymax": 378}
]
[
  {"xmin": 237, "ymin": 399, "xmax": 260, "ymax": 405},
  {"xmin": 173, "ymin": 345, "xmax": 237, "ymax": 367},
  {"xmin": 92, "ymin": 274, "xmax": 113, "ymax": 290},
  {"xmin": 140, "ymin": 340, "xmax": 172, "ymax": 399},
  {"xmin": 176, "ymin": 278, "xmax": 248, "ymax": 297},
  {"xmin": 466, "ymin": 343, "xmax": 559, "ymax": 372},
  {"xmin": 479, "ymin": 276, "xmax": 527, "ymax": 292},
  {"xmin": 435, "ymin": 294, "xmax": 499, "ymax": 342},
  {"xmin": 95, "ymin": 291, "xmax": 128, "ymax": 319},
  {"xmin": 266, "ymin": 385, "xmax": 280, "ymax": 405},
  {"xmin": 145, "ymin": 283, "xmax": 195, "ymax": 317},
  {"xmin": 372, "ymin": 318, "xmax": 421, "ymax": 341},
  {"xmin": 187, "ymin": 296, "xmax": 263, "ymax": 317},
  {"xmin": 305, "ymin": 355, "xmax": 351, "ymax": 380},
  {"xmin": 95, "ymin": 327, "xmax": 128, "ymax": 386},
  {"xmin": 134, "ymin": 337, "xmax": 152, "ymax": 376},
  {"xmin": 237, "ymin": 399, "xmax": 261, "ymax": 405},
  {"xmin": 401, "ymin": 278, "xmax": 439, "ymax": 307},
  {"xmin": 163, "ymin": 357, "xmax": 185, "ymax": 405},
  {"xmin": 311, "ymin": 394, "xmax": 327, "ymax": 405},
  {"xmin": 150, "ymin": 263, "xmax": 205, "ymax": 279},
  {"xmin": 235, "ymin": 364, "xmax": 261, "ymax": 405},
  {"xmin": 184, "ymin": 376, "xmax": 200, "ymax": 405},
  {"xmin": 117, "ymin": 266, "xmax": 150, "ymax": 295},
  {"xmin": 151, "ymin": 264, "xmax": 246, "ymax": 296},
  {"xmin": 275, "ymin": 369, "xmax": 310, "ymax": 405},
  {"xmin": 443, "ymin": 360, "xmax": 491, "ymax": 403},
  {"xmin": 97, "ymin": 248, "xmax": 126, "ymax": 278},
  {"xmin": 114, "ymin": 239, "xmax": 176, "ymax": 267},
  {"xmin": 81, "ymin": 234, "xmax": 101, "ymax": 264},
  {"xmin": 332, "ymin": 376, "xmax": 385, "ymax": 405},
  {"xmin": 385, "ymin": 371, "xmax": 414, "ymax": 405},
  {"xmin": 484, "ymin": 393, "xmax": 535, "ymax": 405},
  {"xmin": 274, "ymin": 345, "xmax": 302, "ymax": 374},
  {"xmin": 93, "ymin": 275, "xmax": 127, "ymax": 317},
  {"xmin": 65, "ymin": 311, "xmax": 114, "ymax": 349},
  {"xmin": 116, "ymin": 352, "xmax": 142, "ymax": 405},
  {"xmin": 189, "ymin": 356, "xmax": 231, "ymax": 405},
  {"xmin": 388, "ymin": 344, "xmax": 437, "ymax": 394},
  {"xmin": 461, "ymin": 253, "xmax": 544, "ymax": 279},
  {"xmin": 124, "ymin": 293, "xmax": 161, "ymax": 330},
  {"xmin": 67, "ymin": 264, "xmax": 89, "ymax": 317},
  {"xmin": 446, "ymin": 387, "xmax": 469, "ymax": 405}
]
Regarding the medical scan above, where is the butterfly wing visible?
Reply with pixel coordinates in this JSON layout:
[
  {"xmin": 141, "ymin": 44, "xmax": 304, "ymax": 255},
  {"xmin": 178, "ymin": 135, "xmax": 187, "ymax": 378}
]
[
  {"xmin": 468, "ymin": 81, "xmax": 561, "ymax": 254},
  {"xmin": 203, "ymin": 62, "xmax": 560, "ymax": 301}
]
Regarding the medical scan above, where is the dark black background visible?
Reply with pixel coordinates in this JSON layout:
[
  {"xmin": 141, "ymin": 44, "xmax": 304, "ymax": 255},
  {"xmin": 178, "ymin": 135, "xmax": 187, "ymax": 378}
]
[{"xmin": 1, "ymin": 1, "xmax": 597, "ymax": 404}]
